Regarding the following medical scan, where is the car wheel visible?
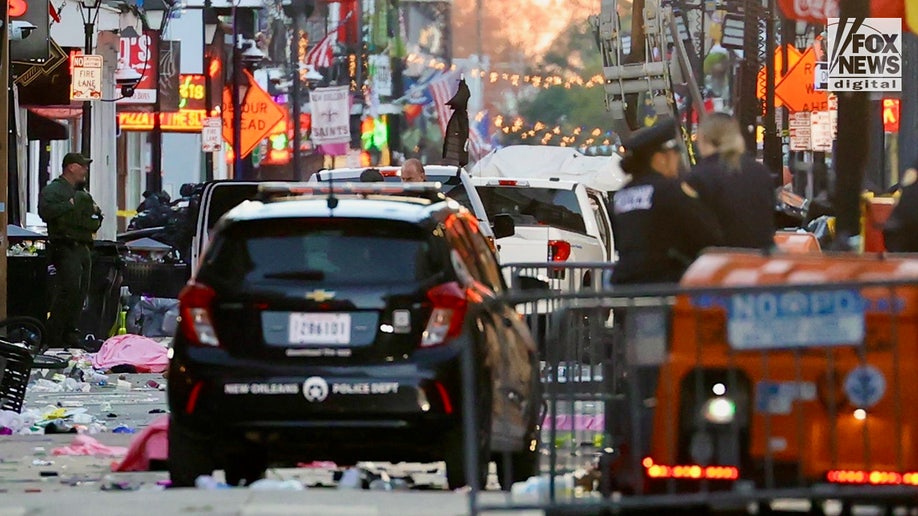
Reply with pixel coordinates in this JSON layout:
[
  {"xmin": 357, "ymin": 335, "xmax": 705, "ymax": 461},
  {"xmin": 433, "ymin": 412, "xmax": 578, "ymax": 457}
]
[
  {"xmin": 444, "ymin": 372, "xmax": 492, "ymax": 490},
  {"xmin": 224, "ymin": 449, "xmax": 268, "ymax": 487},
  {"xmin": 168, "ymin": 418, "xmax": 216, "ymax": 487}
]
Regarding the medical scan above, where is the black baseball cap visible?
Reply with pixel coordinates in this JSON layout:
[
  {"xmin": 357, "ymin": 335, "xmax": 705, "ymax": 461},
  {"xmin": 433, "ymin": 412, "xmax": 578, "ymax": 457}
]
[
  {"xmin": 621, "ymin": 117, "xmax": 680, "ymax": 158},
  {"xmin": 62, "ymin": 152, "xmax": 92, "ymax": 167}
]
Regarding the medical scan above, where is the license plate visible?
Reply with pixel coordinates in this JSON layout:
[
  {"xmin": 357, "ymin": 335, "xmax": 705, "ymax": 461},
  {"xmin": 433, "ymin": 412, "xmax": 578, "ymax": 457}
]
[{"xmin": 288, "ymin": 313, "xmax": 351, "ymax": 345}]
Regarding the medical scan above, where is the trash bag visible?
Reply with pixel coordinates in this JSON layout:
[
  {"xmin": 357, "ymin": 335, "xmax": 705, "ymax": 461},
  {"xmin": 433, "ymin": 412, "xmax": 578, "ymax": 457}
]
[{"xmin": 127, "ymin": 296, "xmax": 180, "ymax": 338}]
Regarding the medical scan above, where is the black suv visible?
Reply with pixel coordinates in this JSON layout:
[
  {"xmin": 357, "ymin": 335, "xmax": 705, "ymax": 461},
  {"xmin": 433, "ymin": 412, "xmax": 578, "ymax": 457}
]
[{"xmin": 167, "ymin": 183, "xmax": 541, "ymax": 489}]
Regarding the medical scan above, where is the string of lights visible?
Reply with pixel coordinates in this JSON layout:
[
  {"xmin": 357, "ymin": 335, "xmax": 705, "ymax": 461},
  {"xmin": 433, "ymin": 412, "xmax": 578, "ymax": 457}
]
[
  {"xmin": 491, "ymin": 114, "xmax": 615, "ymax": 148},
  {"xmin": 405, "ymin": 53, "xmax": 605, "ymax": 89}
]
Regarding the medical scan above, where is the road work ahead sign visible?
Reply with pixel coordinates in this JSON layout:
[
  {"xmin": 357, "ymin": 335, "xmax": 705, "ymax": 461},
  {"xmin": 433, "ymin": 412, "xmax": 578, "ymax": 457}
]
[{"xmin": 827, "ymin": 18, "xmax": 901, "ymax": 92}]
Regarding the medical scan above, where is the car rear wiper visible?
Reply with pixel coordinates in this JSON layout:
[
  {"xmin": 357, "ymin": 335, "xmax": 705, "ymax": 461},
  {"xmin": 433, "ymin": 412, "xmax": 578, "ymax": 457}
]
[{"xmin": 263, "ymin": 270, "xmax": 325, "ymax": 280}]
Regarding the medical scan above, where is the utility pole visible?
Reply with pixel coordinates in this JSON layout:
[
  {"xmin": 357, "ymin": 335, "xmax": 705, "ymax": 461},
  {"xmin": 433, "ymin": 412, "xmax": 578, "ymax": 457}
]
[
  {"xmin": 203, "ymin": 0, "xmax": 214, "ymax": 181},
  {"xmin": 0, "ymin": 0, "xmax": 9, "ymax": 319},
  {"xmin": 290, "ymin": 11, "xmax": 303, "ymax": 179},
  {"xmin": 832, "ymin": 0, "xmax": 870, "ymax": 248},
  {"xmin": 231, "ymin": 2, "xmax": 243, "ymax": 178},
  {"xmin": 81, "ymin": 15, "xmax": 94, "ymax": 157},
  {"xmin": 762, "ymin": 0, "xmax": 782, "ymax": 185}
]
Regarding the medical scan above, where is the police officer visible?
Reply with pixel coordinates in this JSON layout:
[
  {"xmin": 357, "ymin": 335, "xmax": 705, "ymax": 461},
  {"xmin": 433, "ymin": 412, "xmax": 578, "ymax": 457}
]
[
  {"xmin": 884, "ymin": 160, "xmax": 918, "ymax": 252},
  {"xmin": 38, "ymin": 153, "xmax": 103, "ymax": 349},
  {"xmin": 685, "ymin": 112, "xmax": 775, "ymax": 250},
  {"xmin": 610, "ymin": 118, "xmax": 723, "ymax": 284}
]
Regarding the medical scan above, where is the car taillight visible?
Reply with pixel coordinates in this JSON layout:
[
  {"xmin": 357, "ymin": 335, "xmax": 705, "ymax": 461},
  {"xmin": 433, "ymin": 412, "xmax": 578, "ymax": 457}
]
[
  {"xmin": 421, "ymin": 282, "xmax": 467, "ymax": 348},
  {"xmin": 178, "ymin": 282, "xmax": 220, "ymax": 347},
  {"xmin": 548, "ymin": 240, "xmax": 571, "ymax": 261}
]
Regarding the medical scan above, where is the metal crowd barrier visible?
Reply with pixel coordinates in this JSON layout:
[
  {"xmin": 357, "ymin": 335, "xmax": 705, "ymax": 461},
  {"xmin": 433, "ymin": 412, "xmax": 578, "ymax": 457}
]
[{"xmin": 461, "ymin": 261, "xmax": 918, "ymax": 514}]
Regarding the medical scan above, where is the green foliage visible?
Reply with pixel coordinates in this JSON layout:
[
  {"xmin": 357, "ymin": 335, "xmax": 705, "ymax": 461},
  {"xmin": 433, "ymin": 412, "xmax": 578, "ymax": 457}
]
[{"xmin": 504, "ymin": 20, "xmax": 615, "ymax": 147}]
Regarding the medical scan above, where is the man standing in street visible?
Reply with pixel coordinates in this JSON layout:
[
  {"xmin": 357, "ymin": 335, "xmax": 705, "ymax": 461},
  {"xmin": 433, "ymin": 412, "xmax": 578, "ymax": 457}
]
[
  {"xmin": 38, "ymin": 153, "xmax": 103, "ymax": 350},
  {"xmin": 400, "ymin": 159, "xmax": 426, "ymax": 182}
]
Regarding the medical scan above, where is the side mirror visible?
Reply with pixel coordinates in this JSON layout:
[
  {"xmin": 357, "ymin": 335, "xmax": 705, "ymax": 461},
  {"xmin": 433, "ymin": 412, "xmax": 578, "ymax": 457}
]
[{"xmin": 492, "ymin": 213, "xmax": 515, "ymax": 239}]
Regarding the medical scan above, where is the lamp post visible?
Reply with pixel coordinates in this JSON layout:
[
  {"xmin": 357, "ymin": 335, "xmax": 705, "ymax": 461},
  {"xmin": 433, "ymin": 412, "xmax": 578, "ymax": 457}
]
[
  {"xmin": 143, "ymin": 8, "xmax": 170, "ymax": 194},
  {"xmin": 203, "ymin": 3, "xmax": 219, "ymax": 181},
  {"xmin": 231, "ymin": 38, "xmax": 265, "ymax": 180},
  {"xmin": 78, "ymin": 0, "xmax": 103, "ymax": 158}
]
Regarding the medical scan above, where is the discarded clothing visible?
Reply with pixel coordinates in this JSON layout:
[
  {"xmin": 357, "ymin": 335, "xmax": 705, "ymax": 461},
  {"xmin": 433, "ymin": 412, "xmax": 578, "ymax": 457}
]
[
  {"xmin": 51, "ymin": 435, "xmax": 128, "ymax": 457},
  {"xmin": 112, "ymin": 414, "xmax": 169, "ymax": 472},
  {"xmin": 91, "ymin": 334, "xmax": 169, "ymax": 374}
]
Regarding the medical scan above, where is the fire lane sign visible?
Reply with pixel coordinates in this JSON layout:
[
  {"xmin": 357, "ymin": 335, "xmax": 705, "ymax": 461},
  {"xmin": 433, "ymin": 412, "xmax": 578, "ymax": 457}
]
[
  {"xmin": 70, "ymin": 55, "xmax": 103, "ymax": 101},
  {"xmin": 827, "ymin": 17, "xmax": 902, "ymax": 92}
]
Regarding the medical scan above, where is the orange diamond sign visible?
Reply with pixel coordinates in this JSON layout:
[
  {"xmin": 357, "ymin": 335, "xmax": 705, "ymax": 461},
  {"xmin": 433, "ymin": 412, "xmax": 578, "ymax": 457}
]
[
  {"xmin": 757, "ymin": 45, "xmax": 802, "ymax": 107},
  {"xmin": 774, "ymin": 48, "xmax": 829, "ymax": 113},
  {"xmin": 222, "ymin": 70, "xmax": 286, "ymax": 158}
]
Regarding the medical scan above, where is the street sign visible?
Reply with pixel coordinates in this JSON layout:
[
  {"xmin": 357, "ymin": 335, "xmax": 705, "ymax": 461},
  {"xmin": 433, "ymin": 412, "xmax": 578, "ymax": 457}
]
[
  {"xmin": 757, "ymin": 45, "xmax": 802, "ymax": 106},
  {"xmin": 827, "ymin": 17, "xmax": 902, "ymax": 92},
  {"xmin": 727, "ymin": 289, "xmax": 865, "ymax": 350},
  {"xmin": 811, "ymin": 111, "xmax": 833, "ymax": 152},
  {"xmin": 789, "ymin": 111, "xmax": 811, "ymax": 151},
  {"xmin": 814, "ymin": 61, "xmax": 828, "ymax": 91},
  {"xmin": 774, "ymin": 47, "xmax": 829, "ymax": 113},
  {"xmin": 202, "ymin": 117, "xmax": 223, "ymax": 153},
  {"xmin": 843, "ymin": 365, "xmax": 886, "ymax": 408},
  {"xmin": 70, "ymin": 54, "xmax": 103, "ymax": 101},
  {"xmin": 222, "ymin": 70, "xmax": 287, "ymax": 159}
]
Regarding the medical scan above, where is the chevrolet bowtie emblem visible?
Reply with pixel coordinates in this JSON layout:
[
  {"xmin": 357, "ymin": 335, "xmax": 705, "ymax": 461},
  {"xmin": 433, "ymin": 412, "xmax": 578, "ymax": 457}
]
[{"xmin": 305, "ymin": 289, "xmax": 336, "ymax": 302}]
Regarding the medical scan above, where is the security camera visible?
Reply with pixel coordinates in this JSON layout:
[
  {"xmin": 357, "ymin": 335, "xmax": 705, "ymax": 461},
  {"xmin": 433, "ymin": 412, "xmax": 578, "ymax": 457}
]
[
  {"xmin": 9, "ymin": 21, "xmax": 37, "ymax": 41},
  {"xmin": 115, "ymin": 64, "xmax": 143, "ymax": 97}
]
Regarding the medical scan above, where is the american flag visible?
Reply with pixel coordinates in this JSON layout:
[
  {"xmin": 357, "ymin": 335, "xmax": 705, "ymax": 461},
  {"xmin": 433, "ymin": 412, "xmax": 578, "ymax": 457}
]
[
  {"xmin": 429, "ymin": 71, "xmax": 491, "ymax": 161},
  {"xmin": 304, "ymin": 32, "xmax": 335, "ymax": 68}
]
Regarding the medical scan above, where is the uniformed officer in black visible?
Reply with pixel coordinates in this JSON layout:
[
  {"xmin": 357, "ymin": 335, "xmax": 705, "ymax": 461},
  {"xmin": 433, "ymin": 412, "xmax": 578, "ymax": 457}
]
[
  {"xmin": 884, "ymin": 160, "xmax": 918, "ymax": 252},
  {"xmin": 610, "ymin": 118, "xmax": 724, "ymax": 284}
]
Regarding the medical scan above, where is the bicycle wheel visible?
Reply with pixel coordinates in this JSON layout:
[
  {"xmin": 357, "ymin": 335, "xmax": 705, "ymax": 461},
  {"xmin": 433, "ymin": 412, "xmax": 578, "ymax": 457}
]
[
  {"xmin": 0, "ymin": 317, "xmax": 68, "ymax": 370},
  {"xmin": 0, "ymin": 316, "xmax": 46, "ymax": 355}
]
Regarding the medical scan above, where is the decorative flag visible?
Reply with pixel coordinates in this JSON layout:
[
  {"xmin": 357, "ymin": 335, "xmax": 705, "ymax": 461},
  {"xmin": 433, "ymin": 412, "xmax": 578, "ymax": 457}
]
[
  {"xmin": 304, "ymin": 32, "xmax": 336, "ymax": 68},
  {"xmin": 441, "ymin": 78, "xmax": 471, "ymax": 167},
  {"xmin": 429, "ymin": 70, "xmax": 461, "ymax": 136}
]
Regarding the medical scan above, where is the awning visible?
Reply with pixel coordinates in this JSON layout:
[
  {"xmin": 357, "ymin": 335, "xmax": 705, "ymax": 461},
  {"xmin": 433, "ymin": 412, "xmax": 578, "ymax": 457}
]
[{"xmin": 26, "ymin": 110, "xmax": 69, "ymax": 141}]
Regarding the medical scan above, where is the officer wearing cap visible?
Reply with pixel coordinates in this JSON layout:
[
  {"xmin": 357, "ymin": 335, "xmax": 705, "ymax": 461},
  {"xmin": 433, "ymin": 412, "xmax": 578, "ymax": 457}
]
[
  {"xmin": 884, "ymin": 160, "xmax": 918, "ymax": 252},
  {"xmin": 610, "ymin": 118, "xmax": 723, "ymax": 284},
  {"xmin": 38, "ymin": 152, "xmax": 103, "ymax": 349}
]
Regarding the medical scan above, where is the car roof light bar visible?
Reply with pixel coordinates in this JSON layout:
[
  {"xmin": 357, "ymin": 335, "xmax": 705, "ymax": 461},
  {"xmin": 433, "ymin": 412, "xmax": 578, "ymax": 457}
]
[{"xmin": 257, "ymin": 181, "xmax": 446, "ymax": 202}]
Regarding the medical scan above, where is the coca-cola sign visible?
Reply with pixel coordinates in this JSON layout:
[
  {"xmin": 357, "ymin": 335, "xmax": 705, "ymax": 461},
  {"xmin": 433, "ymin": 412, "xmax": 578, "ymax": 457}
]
[
  {"xmin": 778, "ymin": 0, "xmax": 839, "ymax": 23},
  {"xmin": 778, "ymin": 0, "xmax": 905, "ymax": 24}
]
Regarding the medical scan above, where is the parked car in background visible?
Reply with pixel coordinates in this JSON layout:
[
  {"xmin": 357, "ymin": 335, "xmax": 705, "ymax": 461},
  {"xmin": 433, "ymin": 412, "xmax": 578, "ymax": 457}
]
[
  {"xmin": 168, "ymin": 182, "xmax": 541, "ymax": 490},
  {"xmin": 469, "ymin": 177, "xmax": 614, "ymax": 290}
]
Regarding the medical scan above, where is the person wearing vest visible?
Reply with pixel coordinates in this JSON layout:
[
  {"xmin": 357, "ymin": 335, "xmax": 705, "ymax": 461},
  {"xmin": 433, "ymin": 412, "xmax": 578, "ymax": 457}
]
[{"xmin": 38, "ymin": 152, "xmax": 103, "ymax": 349}]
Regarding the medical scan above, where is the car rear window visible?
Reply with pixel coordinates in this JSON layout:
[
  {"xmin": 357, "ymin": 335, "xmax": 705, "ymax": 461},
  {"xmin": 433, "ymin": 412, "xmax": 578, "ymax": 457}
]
[
  {"xmin": 202, "ymin": 219, "xmax": 442, "ymax": 286},
  {"xmin": 476, "ymin": 186, "xmax": 586, "ymax": 234}
]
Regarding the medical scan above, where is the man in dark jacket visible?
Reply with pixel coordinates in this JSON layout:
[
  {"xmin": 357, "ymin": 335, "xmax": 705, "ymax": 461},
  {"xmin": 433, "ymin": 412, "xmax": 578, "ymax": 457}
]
[
  {"xmin": 610, "ymin": 118, "xmax": 724, "ymax": 284},
  {"xmin": 38, "ymin": 153, "xmax": 103, "ymax": 349},
  {"xmin": 884, "ymin": 161, "xmax": 918, "ymax": 252}
]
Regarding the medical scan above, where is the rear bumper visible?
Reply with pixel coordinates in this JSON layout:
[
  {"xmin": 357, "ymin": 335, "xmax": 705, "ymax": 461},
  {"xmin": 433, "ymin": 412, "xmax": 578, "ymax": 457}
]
[{"xmin": 167, "ymin": 341, "xmax": 464, "ymax": 461}]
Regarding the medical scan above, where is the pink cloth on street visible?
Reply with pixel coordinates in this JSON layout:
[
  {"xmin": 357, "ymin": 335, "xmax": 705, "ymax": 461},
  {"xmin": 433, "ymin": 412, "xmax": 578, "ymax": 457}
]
[
  {"xmin": 52, "ymin": 435, "xmax": 128, "ymax": 457},
  {"xmin": 91, "ymin": 334, "xmax": 169, "ymax": 373},
  {"xmin": 113, "ymin": 414, "xmax": 169, "ymax": 472}
]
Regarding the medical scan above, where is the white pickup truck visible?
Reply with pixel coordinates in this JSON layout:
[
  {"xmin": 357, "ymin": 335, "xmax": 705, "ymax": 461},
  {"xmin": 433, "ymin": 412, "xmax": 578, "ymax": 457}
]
[{"xmin": 469, "ymin": 176, "xmax": 614, "ymax": 290}]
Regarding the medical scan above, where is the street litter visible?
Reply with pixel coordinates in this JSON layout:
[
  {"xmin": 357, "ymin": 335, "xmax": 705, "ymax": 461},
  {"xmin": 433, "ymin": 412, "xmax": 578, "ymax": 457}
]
[
  {"xmin": 51, "ymin": 435, "xmax": 128, "ymax": 457},
  {"xmin": 91, "ymin": 334, "xmax": 169, "ymax": 374},
  {"xmin": 248, "ymin": 478, "xmax": 305, "ymax": 490}
]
